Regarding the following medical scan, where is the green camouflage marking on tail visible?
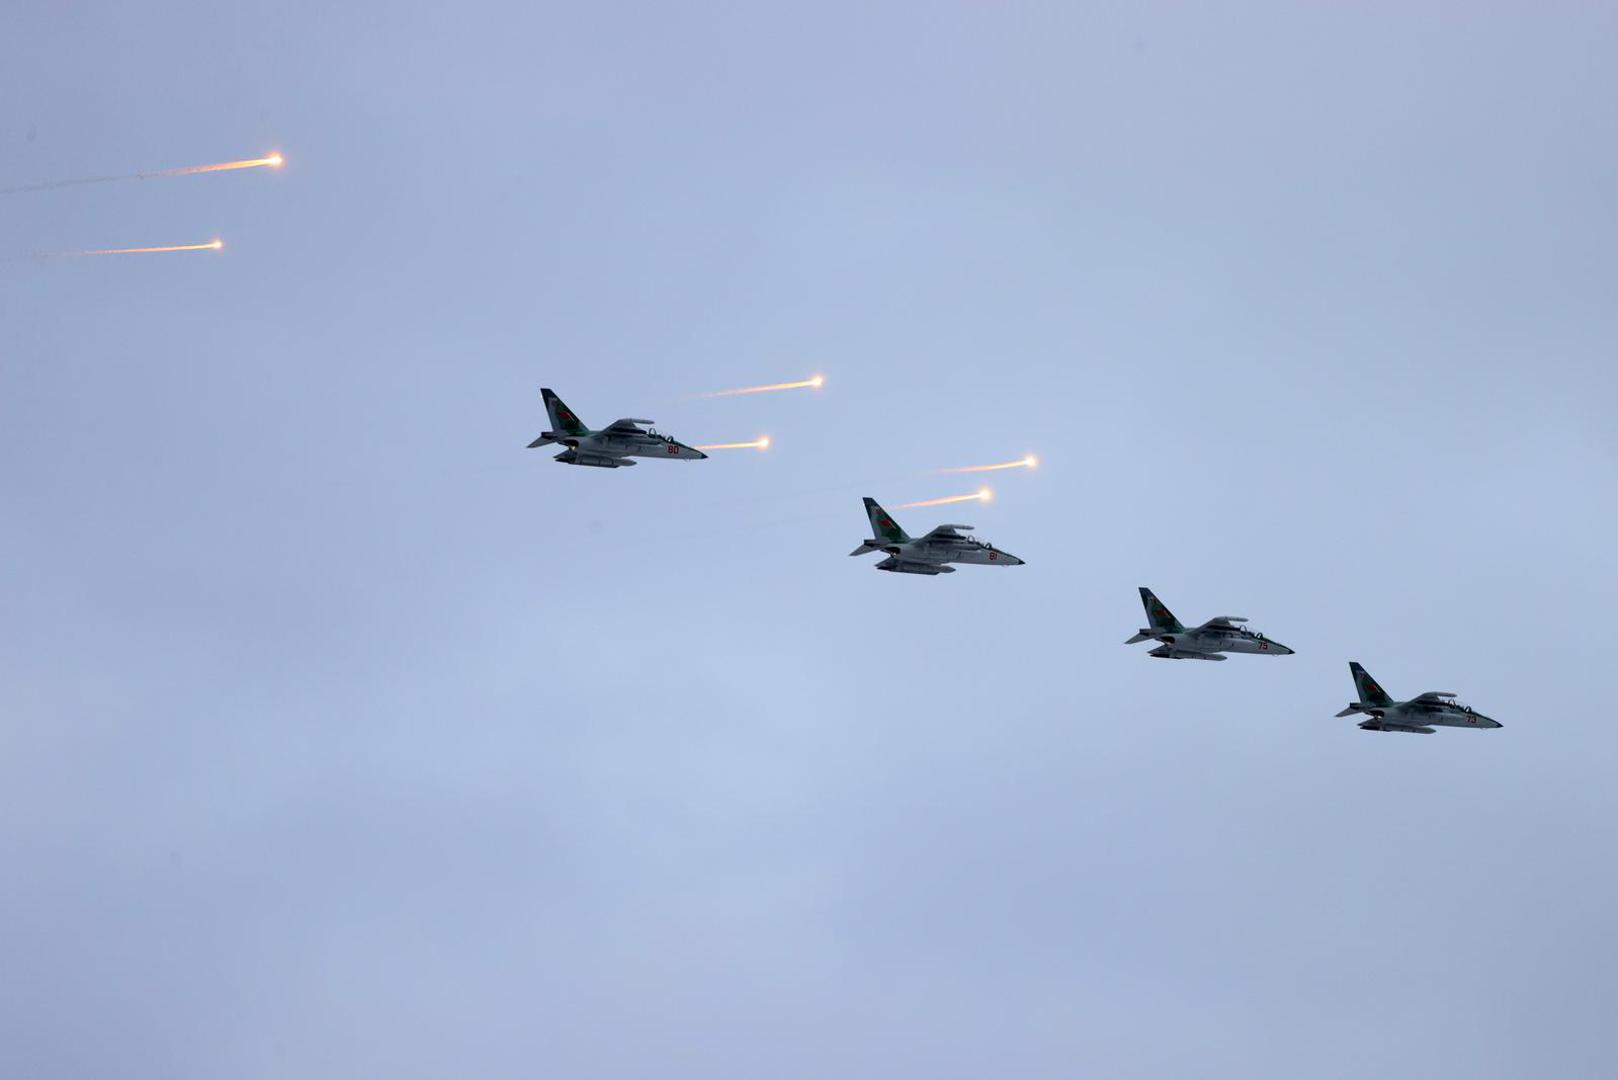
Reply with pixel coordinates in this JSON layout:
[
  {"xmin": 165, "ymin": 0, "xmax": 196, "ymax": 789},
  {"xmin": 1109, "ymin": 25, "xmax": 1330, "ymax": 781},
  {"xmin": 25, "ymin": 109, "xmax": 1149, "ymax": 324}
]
[
  {"xmin": 1349, "ymin": 662, "xmax": 1394, "ymax": 707},
  {"xmin": 541, "ymin": 388, "xmax": 589, "ymax": 437},
  {"xmin": 1139, "ymin": 588, "xmax": 1185, "ymax": 633},
  {"xmin": 863, "ymin": 498, "xmax": 909, "ymax": 544}
]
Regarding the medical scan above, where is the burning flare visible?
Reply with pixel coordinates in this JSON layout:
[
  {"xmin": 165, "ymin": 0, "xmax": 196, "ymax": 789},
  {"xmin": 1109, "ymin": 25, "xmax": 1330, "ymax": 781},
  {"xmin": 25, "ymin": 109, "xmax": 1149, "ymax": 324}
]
[
  {"xmin": 145, "ymin": 153, "xmax": 285, "ymax": 177},
  {"xmin": 937, "ymin": 455, "xmax": 1038, "ymax": 473},
  {"xmin": 42, "ymin": 239, "xmax": 224, "ymax": 258},
  {"xmin": 3, "ymin": 152, "xmax": 285, "ymax": 195},
  {"xmin": 695, "ymin": 374, "xmax": 824, "ymax": 398},
  {"xmin": 694, "ymin": 436, "xmax": 771, "ymax": 451},
  {"xmin": 898, "ymin": 487, "xmax": 993, "ymax": 509}
]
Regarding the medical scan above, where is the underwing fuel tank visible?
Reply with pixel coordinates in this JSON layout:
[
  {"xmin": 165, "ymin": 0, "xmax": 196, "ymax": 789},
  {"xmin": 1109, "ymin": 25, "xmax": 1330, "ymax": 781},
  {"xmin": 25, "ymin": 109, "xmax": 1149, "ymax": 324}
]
[
  {"xmin": 1359, "ymin": 721, "xmax": 1436, "ymax": 734},
  {"xmin": 554, "ymin": 450, "xmax": 632, "ymax": 468}
]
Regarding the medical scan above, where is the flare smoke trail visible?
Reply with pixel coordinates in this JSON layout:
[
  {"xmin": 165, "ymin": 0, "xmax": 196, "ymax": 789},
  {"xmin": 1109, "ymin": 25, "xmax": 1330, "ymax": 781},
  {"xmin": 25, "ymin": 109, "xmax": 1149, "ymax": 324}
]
[
  {"xmin": 898, "ymin": 488, "xmax": 993, "ymax": 509},
  {"xmin": 2, "ymin": 153, "xmax": 284, "ymax": 195},
  {"xmin": 694, "ymin": 437, "xmax": 771, "ymax": 451},
  {"xmin": 937, "ymin": 455, "xmax": 1038, "ymax": 474},
  {"xmin": 39, "ymin": 239, "xmax": 224, "ymax": 258},
  {"xmin": 695, "ymin": 375, "xmax": 824, "ymax": 398}
]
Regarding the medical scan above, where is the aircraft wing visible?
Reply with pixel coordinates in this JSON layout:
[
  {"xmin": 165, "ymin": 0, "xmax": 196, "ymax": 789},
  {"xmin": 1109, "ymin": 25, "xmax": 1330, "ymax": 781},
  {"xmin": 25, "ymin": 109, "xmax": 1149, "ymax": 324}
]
[
  {"xmin": 1196, "ymin": 616, "xmax": 1249, "ymax": 631},
  {"xmin": 1409, "ymin": 691, "xmax": 1458, "ymax": 704},
  {"xmin": 601, "ymin": 418, "xmax": 654, "ymax": 433},
  {"xmin": 920, "ymin": 524, "xmax": 972, "ymax": 542}
]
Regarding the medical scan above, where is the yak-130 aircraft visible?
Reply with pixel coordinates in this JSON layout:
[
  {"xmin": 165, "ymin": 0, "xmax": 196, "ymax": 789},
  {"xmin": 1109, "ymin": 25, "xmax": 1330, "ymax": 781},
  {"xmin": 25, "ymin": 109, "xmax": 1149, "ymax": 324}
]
[
  {"xmin": 527, "ymin": 388, "xmax": 707, "ymax": 468},
  {"xmin": 849, "ymin": 497, "xmax": 1025, "ymax": 575},
  {"xmin": 1125, "ymin": 587, "xmax": 1294, "ymax": 660},
  {"xmin": 1334, "ymin": 661, "xmax": 1502, "ymax": 734}
]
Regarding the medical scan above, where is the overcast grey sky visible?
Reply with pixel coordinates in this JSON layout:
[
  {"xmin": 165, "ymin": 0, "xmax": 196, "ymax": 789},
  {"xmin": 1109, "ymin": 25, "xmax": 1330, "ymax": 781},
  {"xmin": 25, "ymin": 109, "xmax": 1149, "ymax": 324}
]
[{"xmin": 3, "ymin": 3, "xmax": 1616, "ymax": 1077}]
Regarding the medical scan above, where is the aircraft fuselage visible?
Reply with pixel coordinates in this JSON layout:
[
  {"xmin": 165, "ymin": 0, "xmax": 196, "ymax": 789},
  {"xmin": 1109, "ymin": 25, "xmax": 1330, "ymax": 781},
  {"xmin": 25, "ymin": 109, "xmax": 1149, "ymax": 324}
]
[
  {"xmin": 554, "ymin": 431, "xmax": 706, "ymax": 460},
  {"xmin": 1363, "ymin": 702, "xmax": 1502, "ymax": 731},
  {"xmin": 876, "ymin": 537, "xmax": 1024, "ymax": 570},
  {"xmin": 1146, "ymin": 629, "xmax": 1293, "ymax": 657}
]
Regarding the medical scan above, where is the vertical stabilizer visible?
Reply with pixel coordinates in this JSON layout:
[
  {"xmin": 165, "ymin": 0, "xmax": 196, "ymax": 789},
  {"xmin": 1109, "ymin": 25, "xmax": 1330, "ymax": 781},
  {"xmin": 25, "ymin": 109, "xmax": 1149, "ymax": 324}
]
[
  {"xmin": 1139, "ymin": 587, "xmax": 1186, "ymax": 634},
  {"xmin": 541, "ymin": 388, "xmax": 589, "ymax": 437},
  {"xmin": 862, "ymin": 498, "xmax": 910, "ymax": 544},
  {"xmin": 1349, "ymin": 662, "xmax": 1395, "ymax": 707}
]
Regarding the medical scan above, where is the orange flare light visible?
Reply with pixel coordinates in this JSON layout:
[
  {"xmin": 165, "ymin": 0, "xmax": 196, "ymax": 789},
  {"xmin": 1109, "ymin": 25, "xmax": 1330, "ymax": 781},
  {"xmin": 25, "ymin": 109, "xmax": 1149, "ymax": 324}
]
[
  {"xmin": 45, "ymin": 239, "xmax": 224, "ymax": 257},
  {"xmin": 3, "ymin": 153, "xmax": 287, "ymax": 195},
  {"xmin": 937, "ymin": 455, "xmax": 1038, "ymax": 473},
  {"xmin": 145, "ymin": 154, "xmax": 285, "ymax": 178},
  {"xmin": 898, "ymin": 488, "xmax": 993, "ymax": 510},
  {"xmin": 3, "ymin": 152, "xmax": 288, "ymax": 194},
  {"xmin": 695, "ymin": 374, "xmax": 824, "ymax": 398},
  {"xmin": 694, "ymin": 436, "xmax": 771, "ymax": 451}
]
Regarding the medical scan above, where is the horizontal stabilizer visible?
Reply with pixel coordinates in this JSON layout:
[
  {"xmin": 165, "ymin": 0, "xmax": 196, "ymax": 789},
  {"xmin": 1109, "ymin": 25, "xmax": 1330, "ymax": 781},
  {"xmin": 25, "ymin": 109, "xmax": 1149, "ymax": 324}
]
[
  {"xmin": 528, "ymin": 432, "xmax": 560, "ymax": 448},
  {"xmin": 1335, "ymin": 704, "xmax": 1369, "ymax": 718},
  {"xmin": 1125, "ymin": 630, "xmax": 1158, "ymax": 645},
  {"xmin": 849, "ymin": 541, "xmax": 886, "ymax": 557}
]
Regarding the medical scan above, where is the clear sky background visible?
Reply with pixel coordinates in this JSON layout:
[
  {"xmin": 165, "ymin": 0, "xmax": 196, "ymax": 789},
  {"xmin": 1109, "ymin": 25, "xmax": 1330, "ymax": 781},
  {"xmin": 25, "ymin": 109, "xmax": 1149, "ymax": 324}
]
[{"xmin": 3, "ymin": 3, "xmax": 1616, "ymax": 1077}]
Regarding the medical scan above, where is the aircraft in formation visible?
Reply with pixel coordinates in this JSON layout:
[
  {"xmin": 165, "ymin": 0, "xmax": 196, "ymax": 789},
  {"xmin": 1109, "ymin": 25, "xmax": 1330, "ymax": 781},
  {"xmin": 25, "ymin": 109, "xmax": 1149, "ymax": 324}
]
[
  {"xmin": 527, "ymin": 388, "xmax": 1504, "ymax": 733},
  {"xmin": 848, "ymin": 497, "xmax": 1024, "ymax": 575},
  {"xmin": 1334, "ymin": 661, "xmax": 1501, "ymax": 735},
  {"xmin": 527, "ymin": 388, "xmax": 707, "ymax": 468},
  {"xmin": 1125, "ymin": 587, "xmax": 1293, "ymax": 660}
]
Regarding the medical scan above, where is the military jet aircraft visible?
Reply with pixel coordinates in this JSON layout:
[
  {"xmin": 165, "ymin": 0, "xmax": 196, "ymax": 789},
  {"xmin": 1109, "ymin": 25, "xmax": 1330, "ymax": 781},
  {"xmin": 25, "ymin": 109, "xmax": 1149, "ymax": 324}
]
[
  {"xmin": 1125, "ymin": 587, "xmax": 1294, "ymax": 660},
  {"xmin": 527, "ymin": 388, "xmax": 707, "ymax": 468},
  {"xmin": 848, "ymin": 497, "xmax": 1024, "ymax": 575},
  {"xmin": 1333, "ymin": 661, "xmax": 1502, "ymax": 734}
]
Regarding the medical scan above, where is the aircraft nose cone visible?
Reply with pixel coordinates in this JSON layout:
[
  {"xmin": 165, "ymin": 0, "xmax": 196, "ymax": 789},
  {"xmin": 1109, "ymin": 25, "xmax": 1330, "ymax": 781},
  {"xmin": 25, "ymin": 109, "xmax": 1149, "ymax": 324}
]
[{"xmin": 1277, "ymin": 644, "xmax": 1295, "ymax": 655}]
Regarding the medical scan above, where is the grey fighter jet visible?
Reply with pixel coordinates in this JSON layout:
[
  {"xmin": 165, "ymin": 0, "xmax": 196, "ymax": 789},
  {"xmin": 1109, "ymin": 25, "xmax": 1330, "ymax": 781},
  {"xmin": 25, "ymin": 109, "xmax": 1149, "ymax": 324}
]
[
  {"xmin": 849, "ymin": 497, "xmax": 1025, "ymax": 575},
  {"xmin": 527, "ymin": 388, "xmax": 707, "ymax": 468},
  {"xmin": 1125, "ymin": 587, "xmax": 1294, "ymax": 660},
  {"xmin": 1334, "ymin": 662, "xmax": 1502, "ymax": 734}
]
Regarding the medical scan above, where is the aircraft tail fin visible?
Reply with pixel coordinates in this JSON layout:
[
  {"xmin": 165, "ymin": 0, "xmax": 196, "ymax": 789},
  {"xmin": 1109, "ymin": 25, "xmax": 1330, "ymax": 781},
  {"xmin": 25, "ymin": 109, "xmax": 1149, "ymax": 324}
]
[
  {"xmin": 863, "ymin": 498, "xmax": 910, "ymax": 544},
  {"xmin": 541, "ymin": 388, "xmax": 589, "ymax": 437},
  {"xmin": 1138, "ymin": 587, "xmax": 1185, "ymax": 633},
  {"xmin": 1349, "ymin": 662, "xmax": 1394, "ymax": 708}
]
